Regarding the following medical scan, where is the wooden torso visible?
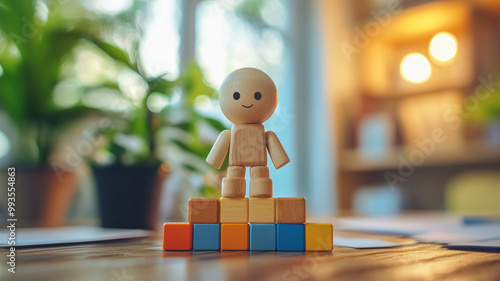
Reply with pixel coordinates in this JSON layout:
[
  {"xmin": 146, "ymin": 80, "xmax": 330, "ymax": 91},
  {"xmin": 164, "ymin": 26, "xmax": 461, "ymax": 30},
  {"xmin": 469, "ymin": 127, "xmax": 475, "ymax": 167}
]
[{"xmin": 229, "ymin": 124, "xmax": 267, "ymax": 167}]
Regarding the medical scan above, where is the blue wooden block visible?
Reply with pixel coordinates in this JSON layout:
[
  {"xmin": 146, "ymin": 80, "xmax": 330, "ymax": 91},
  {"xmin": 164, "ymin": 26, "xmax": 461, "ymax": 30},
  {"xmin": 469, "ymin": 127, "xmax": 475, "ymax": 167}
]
[
  {"xmin": 250, "ymin": 224, "xmax": 276, "ymax": 251},
  {"xmin": 277, "ymin": 224, "xmax": 305, "ymax": 251},
  {"xmin": 193, "ymin": 224, "xmax": 220, "ymax": 250}
]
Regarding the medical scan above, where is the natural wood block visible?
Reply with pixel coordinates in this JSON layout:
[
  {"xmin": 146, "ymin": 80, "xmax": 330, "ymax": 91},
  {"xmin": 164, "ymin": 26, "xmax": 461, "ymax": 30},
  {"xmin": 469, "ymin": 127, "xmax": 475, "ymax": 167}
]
[
  {"xmin": 305, "ymin": 223, "xmax": 333, "ymax": 251},
  {"xmin": 188, "ymin": 198, "xmax": 219, "ymax": 223},
  {"xmin": 162, "ymin": 223, "xmax": 192, "ymax": 251},
  {"xmin": 249, "ymin": 198, "xmax": 275, "ymax": 223},
  {"xmin": 220, "ymin": 197, "xmax": 248, "ymax": 223},
  {"xmin": 276, "ymin": 198, "xmax": 306, "ymax": 223},
  {"xmin": 229, "ymin": 124, "xmax": 267, "ymax": 167},
  {"xmin": 220, "ymin": 223, "xmax": 249, "ymax": 250}
]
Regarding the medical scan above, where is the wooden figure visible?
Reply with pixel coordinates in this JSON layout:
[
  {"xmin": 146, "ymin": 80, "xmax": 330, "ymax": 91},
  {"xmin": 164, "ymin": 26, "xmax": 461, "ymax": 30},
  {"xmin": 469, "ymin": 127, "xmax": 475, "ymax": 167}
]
[
  {"xmin": 220, "ymin": 197, "xmax": 248, "ymax": 223},
  {"xmin": 193, "ymin": 224, "xmax": 220, "ymax": 250},
  {"xmin": 276, "ymin": 197, "xmax": 306, "ymax": 224},
  {"xmin": 162, "ymin": 223, "xmax": 192, "ymax": 251},
  {"xmin": 250, "ymin": 224, "xmax": 276, "ymax": 251},
  {"xmin": 206, "ymin": 68, "xmax": 290, "ymax": 198},
  {"xmin": 249, "ymin": 198, "xmax": 275, "ymax": 223},
  {"xmin": 188, "ymin": 198, "xmax": 219, "ymax": 223},
  {"xmin": 220, "ymin": 223, "xmax": 249, "ymax": 250},
  {"xmin": 305, "ymin": 223, "xmax": 333, "ymax": 251}
]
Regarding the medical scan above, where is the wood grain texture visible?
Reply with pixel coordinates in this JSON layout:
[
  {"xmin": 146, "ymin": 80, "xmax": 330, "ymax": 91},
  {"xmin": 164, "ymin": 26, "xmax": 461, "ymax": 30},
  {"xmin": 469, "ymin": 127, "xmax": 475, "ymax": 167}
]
[
  {"xmin": 229, "ymin": 124, "xmax": 267, "ymax": 167},
  {"xmin": 250, "ymin": 166, "xmax": 269, "ymax": 178},
  {"xmin": 221, "ymin": 178, "xmax": 246, "ymax": 198},
  {"xmin": 227, "ymin": 166, "xmax": 245, "ymax": 177},
  {"xmin": 249, "ymin": 198, "xmax": 276, "ymax": 223},
  {"xmin": 206, "ymin": 130, "xmax": 231, "ymax": 169},
  {"xmin": 249, "ymin": 179, "xmax": 272, "ymax": 198},
  {"xmin": 220, "ymin": 197, "xmax": 248, "ymax": 223},
  {"xmin": 188, "ymin": 198, "xmax": 219, "ymax": 223},
  {"xmin": 276, "ymin": 197, "xmax": 306, "ymax": 223},
  {"xmin": 265, "ymin": 131, "xmax": 290, "ymax": 169},
  {"xmin": 8, "ymin": 227, "xmax": 500, "ymax": 281},
  {"xmin": 222, "ymin": 166, "xmax": 246, "ymax": 198},
  {"xmin": 249, "ymin": 166, "xmax": 272, "ymax": 198}
]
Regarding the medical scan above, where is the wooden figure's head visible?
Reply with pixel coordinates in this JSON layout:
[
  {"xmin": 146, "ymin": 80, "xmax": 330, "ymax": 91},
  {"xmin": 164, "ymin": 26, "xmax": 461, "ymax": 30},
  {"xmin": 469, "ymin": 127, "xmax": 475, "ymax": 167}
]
[{"xmin": 219, "ymin": 67, "xmax": 277, "ymax": 124}]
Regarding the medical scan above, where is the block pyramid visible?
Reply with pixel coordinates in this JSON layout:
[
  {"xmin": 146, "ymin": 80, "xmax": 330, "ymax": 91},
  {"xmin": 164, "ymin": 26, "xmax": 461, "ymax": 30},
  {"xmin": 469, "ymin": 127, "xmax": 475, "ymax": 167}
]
[
  {"xmin": 162, "ymin": 197, "xmax": 333, "ymax": 251},
  {"xmin": 162, "ymin": 68, "xmax": 332, "ymax": 251}
]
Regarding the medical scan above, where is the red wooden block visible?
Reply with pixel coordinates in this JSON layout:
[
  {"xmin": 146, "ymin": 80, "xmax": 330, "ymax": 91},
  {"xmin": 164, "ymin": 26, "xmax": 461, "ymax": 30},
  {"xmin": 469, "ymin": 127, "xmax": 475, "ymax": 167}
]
[{"xmin": 163, "ymin": 223, "xmax": 192, "ymax": 250}]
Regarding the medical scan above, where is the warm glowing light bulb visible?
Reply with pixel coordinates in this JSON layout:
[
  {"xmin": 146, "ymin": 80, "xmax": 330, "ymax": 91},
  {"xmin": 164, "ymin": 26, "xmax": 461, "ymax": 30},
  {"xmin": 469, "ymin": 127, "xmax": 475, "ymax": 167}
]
[
  {"xmin": 400, "ymin": 53, "xmax": 431, "ymax": 83},
  {"xmin": 429, "ymin": 32, "xmax": 457, "ymax": 62}
]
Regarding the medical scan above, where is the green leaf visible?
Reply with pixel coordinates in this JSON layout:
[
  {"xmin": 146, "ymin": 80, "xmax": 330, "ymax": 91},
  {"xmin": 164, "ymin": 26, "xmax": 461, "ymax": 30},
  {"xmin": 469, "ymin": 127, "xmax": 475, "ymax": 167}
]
[
  {"xmin": 180, "ymin": 61, "xmax": 216, "ymax": 105},
  {"xmin": 148, "ymin": 76, "xmax": 177, "ymax": 95},
  {"xmin": 85, "ymin": 35, "xmax": 135, "ymax": 70}
]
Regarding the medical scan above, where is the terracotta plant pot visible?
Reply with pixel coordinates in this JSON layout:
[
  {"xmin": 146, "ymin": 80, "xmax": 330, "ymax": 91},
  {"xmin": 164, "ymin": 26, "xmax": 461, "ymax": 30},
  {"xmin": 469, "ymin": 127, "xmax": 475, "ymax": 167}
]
[
  {"xmin": 2, "ymin": 166, "xmax": 78, "ymax": 227},
  {"xmin": 92, "ymin": 164, "xmax": 164, "ymax": 230}
]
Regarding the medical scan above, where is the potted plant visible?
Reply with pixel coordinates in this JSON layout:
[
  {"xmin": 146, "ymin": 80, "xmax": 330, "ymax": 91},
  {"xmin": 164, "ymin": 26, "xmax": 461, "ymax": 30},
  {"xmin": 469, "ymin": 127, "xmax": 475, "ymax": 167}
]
[
  {"xmin": 0, "ymin": 0, "xmax": 116, "ymax": 226},
  {"xmin": 68, "ymin": 7, "xmax": 228, "ymax": 229}
]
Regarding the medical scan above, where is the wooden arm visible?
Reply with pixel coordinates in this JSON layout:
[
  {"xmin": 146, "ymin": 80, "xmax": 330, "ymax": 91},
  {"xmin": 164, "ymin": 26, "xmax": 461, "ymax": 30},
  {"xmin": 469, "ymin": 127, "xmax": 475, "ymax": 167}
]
[
  {"xmin": 206, "ymin": 130, "xmax": 231, "ymax": 169},
  {"xmin": 265, "ymin": 131, "xmax": 290, "ymax": 169}
]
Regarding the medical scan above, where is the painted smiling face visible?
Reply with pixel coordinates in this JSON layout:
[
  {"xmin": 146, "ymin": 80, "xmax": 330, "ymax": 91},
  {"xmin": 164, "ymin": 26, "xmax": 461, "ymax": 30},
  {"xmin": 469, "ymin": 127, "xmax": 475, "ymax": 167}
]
[{"xmin": 219, "ymin": 67, "xmax": 278, "ymax": 124}]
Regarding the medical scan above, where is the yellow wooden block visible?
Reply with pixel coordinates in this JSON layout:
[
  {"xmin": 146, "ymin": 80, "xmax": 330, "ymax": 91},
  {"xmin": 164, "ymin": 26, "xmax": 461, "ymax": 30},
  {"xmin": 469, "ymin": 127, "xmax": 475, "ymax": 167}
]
[
  {"xmin": 249, "ymin": 198, "xmax": 275, "ymax": 223},
  {"xmin": 305, "ymin": 223, "xmax": 333, "ymax": 251},
  {"xmin": 220, "ymin": 197, "xmax": 248, "ymax": 223}
]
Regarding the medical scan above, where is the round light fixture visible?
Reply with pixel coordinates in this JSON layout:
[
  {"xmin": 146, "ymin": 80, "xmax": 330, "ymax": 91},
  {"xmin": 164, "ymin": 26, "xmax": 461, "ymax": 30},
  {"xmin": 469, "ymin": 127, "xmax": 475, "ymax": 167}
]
[
  {"xmin": 400, "ymin": 53, "xmax": 432, "ymax": 83},
  {"xmin": 429, "ymin": 32, "xmax": 457, "ymax": 62}
]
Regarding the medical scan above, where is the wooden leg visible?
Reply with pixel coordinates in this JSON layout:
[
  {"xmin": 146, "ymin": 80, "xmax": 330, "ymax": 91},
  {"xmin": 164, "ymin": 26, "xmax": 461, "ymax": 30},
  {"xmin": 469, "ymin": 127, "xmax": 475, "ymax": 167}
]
[
  {"xmin": 222, "ymin": 166, "xmax": 246, "ymax": 198},
  {"xmin": 250, "ymin": 166, "xmax": 272, "ymax": 198}
]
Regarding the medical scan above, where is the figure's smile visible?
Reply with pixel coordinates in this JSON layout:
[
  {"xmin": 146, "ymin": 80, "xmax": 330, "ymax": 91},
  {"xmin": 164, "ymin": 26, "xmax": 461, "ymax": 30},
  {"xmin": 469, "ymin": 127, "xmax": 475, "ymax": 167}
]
[{"xmin": 242, "ymin": 104, "xmax": 254, "ymax": 108}]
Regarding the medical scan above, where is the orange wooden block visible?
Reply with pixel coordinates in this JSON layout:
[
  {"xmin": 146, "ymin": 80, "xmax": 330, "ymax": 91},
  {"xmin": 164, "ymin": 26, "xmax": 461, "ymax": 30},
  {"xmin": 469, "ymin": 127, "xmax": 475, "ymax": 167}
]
[
  {"xmin": 162, "ymin": 223, "xmax": 192, "ymax": 250},
  {"xmin": 220, "ymin": 224, "xmax": 249, "ymax": 250},
  {"xmin": 189, "ymin": 198, "xmax": 220, "ymax": 223},
  {"xmin": 276, "ymin": 197, "xmax": 306, "ymax": 223}
]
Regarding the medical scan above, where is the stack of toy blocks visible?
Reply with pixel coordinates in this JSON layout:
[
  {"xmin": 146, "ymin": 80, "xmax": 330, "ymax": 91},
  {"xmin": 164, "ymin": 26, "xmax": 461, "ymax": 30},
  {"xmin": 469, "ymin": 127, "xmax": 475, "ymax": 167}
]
[
  {"xmin": 162, "ymin": 197, "xmax": 333, "ymax": 252},
  {"xmin": 162, "ymin": 68, "xmax": 332, "ymax": 252}
]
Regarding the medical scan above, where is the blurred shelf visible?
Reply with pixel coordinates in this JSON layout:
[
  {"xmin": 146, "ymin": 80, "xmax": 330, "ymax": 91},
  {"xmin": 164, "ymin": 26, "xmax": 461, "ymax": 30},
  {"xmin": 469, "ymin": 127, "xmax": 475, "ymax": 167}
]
[{"xmin": 339, "ymin": 142, "xmax": 500, "ymax": 172}]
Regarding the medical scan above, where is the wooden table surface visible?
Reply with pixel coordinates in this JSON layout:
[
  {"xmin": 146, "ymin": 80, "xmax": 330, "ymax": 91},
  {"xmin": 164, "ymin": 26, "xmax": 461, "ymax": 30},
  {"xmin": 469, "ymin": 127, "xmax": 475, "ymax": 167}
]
[{"xmin": 2, "ymin": 230, "xmax": 500, "ymax": 281}]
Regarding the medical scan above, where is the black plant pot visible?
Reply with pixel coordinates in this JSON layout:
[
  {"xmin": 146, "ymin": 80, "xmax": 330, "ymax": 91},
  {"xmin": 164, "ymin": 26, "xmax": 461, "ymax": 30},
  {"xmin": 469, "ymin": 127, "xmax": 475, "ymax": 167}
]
[{"xmin": 92, "ymin": 164, "xmax": 162, "ymax": 230}]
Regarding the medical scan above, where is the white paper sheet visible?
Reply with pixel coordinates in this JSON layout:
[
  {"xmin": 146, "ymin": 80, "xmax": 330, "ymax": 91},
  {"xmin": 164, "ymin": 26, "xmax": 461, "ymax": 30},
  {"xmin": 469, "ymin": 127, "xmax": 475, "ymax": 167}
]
[
  {"xmin": 412, "ymin": 224, "xmax": 500, "ymax": 244},
  {"xmin": 0, "ymin": 226, "xmax": 151, "ymax": 247},
  {"xmin": 334, "ymin": 237, "xmax": 414, "ymax": 248},
  {"xmin": 336, "ymin": 214, "xmax": 463, "ymax": 236}
]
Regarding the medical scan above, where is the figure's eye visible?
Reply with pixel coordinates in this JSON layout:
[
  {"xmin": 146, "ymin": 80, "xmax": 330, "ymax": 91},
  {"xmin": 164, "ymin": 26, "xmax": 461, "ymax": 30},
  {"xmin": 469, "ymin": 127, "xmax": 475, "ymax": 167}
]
[
  {"xmin": 254, "ymin": 92, "xmax": 262, "ymax": 100},
  {"xmin": 233, "ymin": 92, "xmax": 240, "ymax": 100}
]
